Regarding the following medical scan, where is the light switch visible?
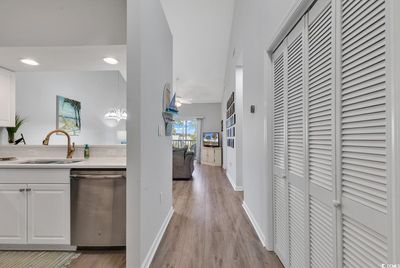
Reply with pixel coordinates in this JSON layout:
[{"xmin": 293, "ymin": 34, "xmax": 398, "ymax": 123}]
[{"xmin": 158, "ymin": 124, "xmax": 165, "ymax": 136}]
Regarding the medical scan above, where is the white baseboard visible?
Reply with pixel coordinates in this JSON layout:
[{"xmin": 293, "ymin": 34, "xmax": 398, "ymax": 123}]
[
  {"xmin": 242, "ymin": 202, "xmax": 266, "ymax": 247},
  {"xmin": 141, "ymin": 207, "xmax": 174, "ymax": 268},
  {"xmin": 226, "ymin": 171, "xmax": 243, "ymax": 191}
]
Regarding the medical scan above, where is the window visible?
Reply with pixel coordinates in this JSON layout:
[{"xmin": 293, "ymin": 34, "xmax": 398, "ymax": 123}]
[{"xmin": 172, "ymin": 120, "xmax": 197, "ymax": 149}]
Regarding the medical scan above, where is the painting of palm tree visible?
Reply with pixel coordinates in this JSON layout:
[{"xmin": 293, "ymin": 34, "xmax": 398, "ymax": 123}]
[{"xmin": 57, "ymin": 96, "xmax": 81, "ymax": 136}]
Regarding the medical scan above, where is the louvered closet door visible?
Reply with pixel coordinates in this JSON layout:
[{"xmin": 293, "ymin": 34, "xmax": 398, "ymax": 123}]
[
  {"xmin": 272, "ymin": 41, "xmax": 289, "ymax": 267},
  {"xmin": 287, "ymin": 19, "xmax": 307, "ymax": 268},
  {"xmin": 339, "ymin": 0, "xmax": 389, "ymax": 266},
  {"xmin": 307, "ymin": 0, "xmax": 337, "ymax": 267}
]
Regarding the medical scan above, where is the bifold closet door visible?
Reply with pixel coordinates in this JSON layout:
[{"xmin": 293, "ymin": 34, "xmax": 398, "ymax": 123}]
[
  {"xmin": 286, "ymin": 19, "xmax": 307, "ymax": 268},
  {"xmin": 339, "ymin": 0, "xmax": 389, "ymax": 266},
  {"xmin": 273, "ymin": 41, "xmax": 289, "ymax": 267},
  {"xmin": 272, "ymin": 0, "xmax": 392, "ymax": 266},
  {"xmin": 307, "ymin": 0, "xmax": 337, "ymax": 267}
]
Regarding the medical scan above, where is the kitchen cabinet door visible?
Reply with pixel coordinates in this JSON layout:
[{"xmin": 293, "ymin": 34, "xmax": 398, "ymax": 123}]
[
  {"xmin": 27, "ymin": 184, "xmax": 70, "ymax": 245},
  {"xmin": 0, "ymin": 184, "xmax": 27, "ymax": 244},
  {"xmin": 214, "ymin": 148, "xmax": 222, "ymax": 166},
  {"xmin": 205, "ymin": 148, "xmax": 211, "ymax": 163},
  {"xmin": 202, "ymin": 147, "xmax": 210, "ymax": 164},
  {"xmin": 0, "ymin": 68, "xmax": 15, "ymax": 127}
]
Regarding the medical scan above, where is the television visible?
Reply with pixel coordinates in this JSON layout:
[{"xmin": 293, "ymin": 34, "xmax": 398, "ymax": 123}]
[{"xmin": 203, "ymin": 132, "xmax": 220, "ymax": 147}]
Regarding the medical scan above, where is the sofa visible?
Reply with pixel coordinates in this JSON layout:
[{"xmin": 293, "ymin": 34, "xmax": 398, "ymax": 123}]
[{"xmin": 173, "ymin": 147, "xmax": 195, "ymax": 180}]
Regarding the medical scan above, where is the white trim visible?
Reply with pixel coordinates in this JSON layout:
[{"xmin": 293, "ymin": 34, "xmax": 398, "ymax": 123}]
[
  {"xmin": 267, "ymin": 0, "xmax": 314, "ymax": 53},
  {"xmin": 264, "ymin": 50, "xmax": 275, "ymax": 252},
  {"xmin": 388, "ymin": 0, "xmax": 400, "ymax": 262},
  {"xmin": 226, "ymin": 171, "xmax": 243, "ymax": 191},
  {"xmin": 140, "ymin": 207, "xmax": 174, "ymax": 268},
  {"xmin": 302, "ymin": 15, "xmax": 311, "ymax": 268},
  {"xmin": 242, "ymin": 202, "xmax": 266, "ymax": 248}
]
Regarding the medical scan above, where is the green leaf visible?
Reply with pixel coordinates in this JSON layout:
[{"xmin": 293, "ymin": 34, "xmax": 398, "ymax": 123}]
[{"xmin": 6, "ymin": 114, "xmax": 26, "ymax": 135}]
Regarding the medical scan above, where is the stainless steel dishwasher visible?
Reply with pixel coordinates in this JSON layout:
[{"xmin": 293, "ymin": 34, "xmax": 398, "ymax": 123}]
[{"xmin": 70, "ymin": 169, "xmax": 126, "ymax": 247}]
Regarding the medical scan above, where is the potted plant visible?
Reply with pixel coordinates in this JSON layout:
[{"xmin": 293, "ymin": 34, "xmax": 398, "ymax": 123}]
[{"xmin": 6, "ymin": 115, "xmax": 25, "ymax": 144}]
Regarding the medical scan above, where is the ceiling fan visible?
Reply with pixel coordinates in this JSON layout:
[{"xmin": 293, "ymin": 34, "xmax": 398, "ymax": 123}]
[
  {"xmin": 176, "ymin": 96, "xmax": 192, "ymax": 107},
  {"xmin": 174, "ymin": 77, "xmax": 192, "ymax": 107}
]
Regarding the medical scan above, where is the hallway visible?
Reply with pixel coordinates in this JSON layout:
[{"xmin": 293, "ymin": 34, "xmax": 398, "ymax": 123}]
[{"xmin": 151, "ymin": 164, "xmax": 282, "ymax": 268}]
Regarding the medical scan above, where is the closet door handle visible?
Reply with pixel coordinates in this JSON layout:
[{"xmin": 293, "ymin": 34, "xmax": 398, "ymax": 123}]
[{"xmin": 333, "ymin": 200, "xmax": 341, "ymax": 207}]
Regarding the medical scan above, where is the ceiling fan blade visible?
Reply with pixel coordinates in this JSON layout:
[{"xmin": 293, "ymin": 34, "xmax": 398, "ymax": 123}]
[{"xmin": 176, "ymin": 96, "xmax": 192, "ymax": 104}]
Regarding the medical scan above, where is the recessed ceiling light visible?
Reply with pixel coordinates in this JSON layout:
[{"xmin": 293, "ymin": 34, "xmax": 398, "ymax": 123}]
[
  {"xmin": 103, "ymin": 57, "xmax": 119, "ymax": 65},
  {"xmin": 20, "ymin": 58, "xmax": 39, "ymax": 66}
]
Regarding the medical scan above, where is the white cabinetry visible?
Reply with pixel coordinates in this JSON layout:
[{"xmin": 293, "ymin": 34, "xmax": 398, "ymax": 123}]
[
  {"xmin": 0, "ymin": 170, "xmax": 70, "ymax": 246},
  {"xmin": 0, "ymin": 184, "xmax": 27, "ymax": 244},
  {"xmin": 201, "ymin": 147, "xmax": 222, "ymax": 166},
  {"xmin": 0, "ymin": 68, "xmax": 15, "ymax": 127},
  {"xmin": 28, "ymin": 184, "xmax": 70, "ymax": 245}
]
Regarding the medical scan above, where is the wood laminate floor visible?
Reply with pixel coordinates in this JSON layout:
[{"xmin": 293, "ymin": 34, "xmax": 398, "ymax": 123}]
[
  {"xmin": 69, "ymin": 164, "xmax": 281, "ymax": 268},
  {"xmin": 151, "ymin": 164, "xmax": 282, "ymax": 268},
  {"xmin": 69, "ymin": 250, "xmax": 126, "ymax": 268}
]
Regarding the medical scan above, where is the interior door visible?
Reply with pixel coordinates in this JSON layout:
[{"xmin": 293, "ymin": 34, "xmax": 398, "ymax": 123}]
[
  {"xmin": 286, "ymin": 18, "xmax": 307, "ymax": 268},
  {"xmin": 27, "ymin": 184, "xmax": 70, "ymax": 245},
  {"xmin": 0, "ymin": 184, "xmax": 27, "ymax": 244},
  {"xmin": 339, "ymin": 0, "xmax": 389, "ymax": 265},
  {"xmin": 307, "ymin": 0, "xmax": 337, "ymax": 267},
  {"xmin": 272, "ymin": 40, "xmax": 289, "ymax": 267}
]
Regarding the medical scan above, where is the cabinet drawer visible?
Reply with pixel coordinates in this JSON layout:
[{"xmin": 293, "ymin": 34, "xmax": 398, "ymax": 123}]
[{"xmin": 0, "ymin": 169, "xmax": 70, "ymax": 184}]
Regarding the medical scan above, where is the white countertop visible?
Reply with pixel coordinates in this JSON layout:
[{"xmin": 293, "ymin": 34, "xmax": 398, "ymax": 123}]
[{"xmin": 0, "ymin": 157, "xmax": 126, "ymax": 169}]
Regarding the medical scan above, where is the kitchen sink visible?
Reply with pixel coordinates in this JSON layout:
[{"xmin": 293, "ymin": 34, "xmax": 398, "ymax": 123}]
[{"xmin": 20, "ymin": 159, "xmax": 84, "ymax": 165}]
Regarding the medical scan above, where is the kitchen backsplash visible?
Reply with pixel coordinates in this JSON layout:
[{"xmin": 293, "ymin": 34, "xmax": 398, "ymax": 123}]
[{"xmin": 0, "ymin": 145, "xmax": 126, "ymax": 158}]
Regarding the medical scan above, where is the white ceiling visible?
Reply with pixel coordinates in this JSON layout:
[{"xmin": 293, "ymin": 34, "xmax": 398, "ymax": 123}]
[
  {"xmin": 0, "ymin": 0, "xmax": 126, "ymax": 78},
  {"xmin": 0, "ymin": 0, "xmax": 234, "ymax": 98},
  {"xmin": 161, "ymin": 0, "xmax": 235, "ymax": 103},
  {"xmin": 0, "ymin": 0, "xmax": 126, "ymax": 47}
]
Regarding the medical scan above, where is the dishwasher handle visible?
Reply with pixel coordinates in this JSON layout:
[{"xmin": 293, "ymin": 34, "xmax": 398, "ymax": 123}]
[{"xmin": 70, "ymin": 174, "xmax": 126, "ymax": 179}]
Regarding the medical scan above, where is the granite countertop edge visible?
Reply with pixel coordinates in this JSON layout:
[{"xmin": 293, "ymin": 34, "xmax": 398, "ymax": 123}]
[{"xmin": 0, "ymin": 157, "xmax": 126, "ymax": 169}]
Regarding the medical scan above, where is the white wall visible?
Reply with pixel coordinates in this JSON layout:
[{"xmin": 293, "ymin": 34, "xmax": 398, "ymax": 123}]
[
  {"xmin": 127, "ymin": 0, "xmax": 173, "ymax": 267},
  {"xmin": 0, "ymin": 71, "xmax": 126, "ymax": 145},
  {"xmin": 224, "ymin": 0, "xmax": 299, "ymax": 249},
  {"xmin": 178, "ymin": 103, "xmax": 221, "ymax": 132}
]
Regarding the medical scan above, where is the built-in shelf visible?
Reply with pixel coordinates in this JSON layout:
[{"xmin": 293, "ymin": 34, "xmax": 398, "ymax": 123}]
[{"xmin": 226, "ymin": 92, "xmax": 235, "ymax": 148}]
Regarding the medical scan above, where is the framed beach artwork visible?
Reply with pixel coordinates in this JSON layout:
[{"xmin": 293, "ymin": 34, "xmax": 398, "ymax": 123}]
[{"xmin": 56, "ymin": 96, "xmax": 81, "ymax": 136}]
